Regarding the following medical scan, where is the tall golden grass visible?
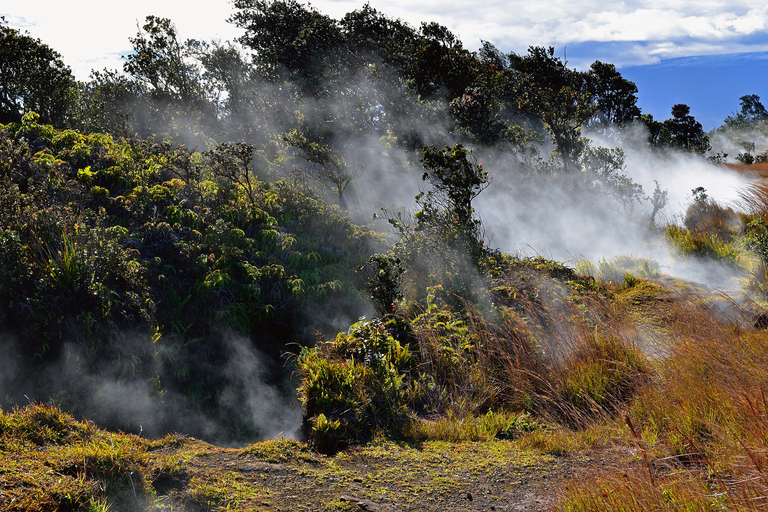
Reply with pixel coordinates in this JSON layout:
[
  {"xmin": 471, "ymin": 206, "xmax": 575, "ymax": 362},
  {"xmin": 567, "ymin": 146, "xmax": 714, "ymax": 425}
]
[
  {"xmin": 559, "ymin": 293, "xmax": 768, "ymax": 510},
  {"xmin": 410, "ymin": 275, "xmax": 651, "ymax": 427},
  {"xmin": 739, "ymin": 181, "xmax": 768, "ymax": 218}
]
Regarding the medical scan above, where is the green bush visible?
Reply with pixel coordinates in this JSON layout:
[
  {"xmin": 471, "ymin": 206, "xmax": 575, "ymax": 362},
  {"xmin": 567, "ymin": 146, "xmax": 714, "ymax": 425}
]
[
  {"xmin": 666, "ymin": 225, "xmax": 739, "ymax": 262},
  {"xmin": 297, "ymin": 318, "xmax": 412, "ymax": 451}
]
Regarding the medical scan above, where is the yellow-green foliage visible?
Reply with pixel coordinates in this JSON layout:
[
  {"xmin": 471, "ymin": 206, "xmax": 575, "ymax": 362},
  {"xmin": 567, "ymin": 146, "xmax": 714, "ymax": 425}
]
[
  {"xmin": 407, "ymin": 410, "xmax": 542, "ymax": 442},
  {"xmin": 297, "ymin": 318, "xmax": 412, "ymax": 451},
  {"xmin": 0, "ymin": 403, "xmax": 182, "ymax": 512},
  {"xmin": 301, "ymin": 256, "xmax": 652, "ymax": 448},
  {"xmin": 666, "ymin": 225, "xmax": 739, "ymax": 262},
  {"xmin": 0, "ymin": 116, "xmax": 381, "ymax": 440},
  {"xmin": 557, "ymin": 333, "xmax": 649, "ymax": 416},
  {"xmin": 577, "ymin": 255, "xmax": 660, "ymax": 283}
]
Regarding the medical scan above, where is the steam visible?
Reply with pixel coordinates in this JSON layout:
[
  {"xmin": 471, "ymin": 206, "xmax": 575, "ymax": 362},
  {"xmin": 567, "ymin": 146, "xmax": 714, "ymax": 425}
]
[
  {"xmin": 219, "ymin": 333, "xmax": 302, "ymax": 441},
  {"xmin": 0, "ymin": 330, "xmax": 301, "ymax": 444},
  {"xmin": 330, "ymin": 110, "xmax": 753, "ymax": 293},
  {"xmin": 10, "ymin": 15, "xmax": 766, "ymax": 445}
]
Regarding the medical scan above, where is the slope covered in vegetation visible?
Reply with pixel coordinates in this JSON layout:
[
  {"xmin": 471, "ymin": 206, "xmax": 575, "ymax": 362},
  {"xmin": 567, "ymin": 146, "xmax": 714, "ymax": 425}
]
[
  {"xmin": 6, "ymin": 1, "xmax": 768, "ymax": 510},
  {"xmin": 0, "ymin": 113, "xmax": 380, "ymax": 440}
]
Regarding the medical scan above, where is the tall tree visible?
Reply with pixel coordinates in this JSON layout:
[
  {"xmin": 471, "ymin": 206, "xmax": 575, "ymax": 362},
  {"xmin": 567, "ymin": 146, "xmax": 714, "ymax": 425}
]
[
  {"xmin": 664, "ymin": 104, "xmax": 711, "ymax": 154},
  {"xmin": 508, "ymin": 46, "xmax": 594, "ymax": 172},
  {"xmin": 340, "ymin": 4, "xmax": 416, "ymax": 71},
  {"xmin": 230, "ymin": 0, "xmax": 345, "ymax": 96},
  {"xmin": 123, "ymin": 16, "xmax": 205, "ymax": 105},
  {"xmin": 723, "ymin": 94, "xmax": 768, "ymax": 127},
  {"xmin": 585, "ymin": 61, "xmax": 641, "ymax": 134},
  {"xmin": 122, "ymin": 16, "xmax": 218, "ymax": 143},
  {"xmin": 71, "ymin": 69, "xmax": 146, "ymax": 137},
  {"xmin": 418, "ymin": 143, "xmax": 489, "ymax": 258},
  {"xmin": 405, "ymin": 22, "xmax": 477, "ymax": 100},
  {"xmin": 0, "ymin": 20, "xmax": 75, "ymax": 126},
  {"xmin": 283, "ymin": 129, "xmax": 364, "ymax": 208}
]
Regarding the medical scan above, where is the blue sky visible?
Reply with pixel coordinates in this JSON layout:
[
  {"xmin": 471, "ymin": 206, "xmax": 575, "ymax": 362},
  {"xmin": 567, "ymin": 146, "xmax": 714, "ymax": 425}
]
[
  {"xmin": 4, "ymin": 0, "xmax": 768, "ymax": 130},
  {"xmin": 621, "ymin": 52, "xmax": 768, "ymax": 131}
]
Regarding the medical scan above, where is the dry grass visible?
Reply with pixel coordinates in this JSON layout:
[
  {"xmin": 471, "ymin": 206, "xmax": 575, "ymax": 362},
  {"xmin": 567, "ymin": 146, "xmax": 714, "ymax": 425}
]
[
  {"xmin": 410, "ymin": 272, "xmax": 652, "ymax": 429},
  {"xmin": 725, "ymin": 162, "xmax": 768, "ymax": 179},
  {"xmin": 558, "ymin": 293, "xmax": 768, "ymax": 510},
  {"xmin": 739, "ymin": 181, "xmax": 768, "ymax": 218}
]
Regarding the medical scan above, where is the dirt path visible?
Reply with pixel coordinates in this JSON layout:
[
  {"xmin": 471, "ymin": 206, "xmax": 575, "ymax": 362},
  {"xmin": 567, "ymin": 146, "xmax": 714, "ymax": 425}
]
[{"xmin": 160, "ymin": 438, "xmax": 635, "ymax": 511}]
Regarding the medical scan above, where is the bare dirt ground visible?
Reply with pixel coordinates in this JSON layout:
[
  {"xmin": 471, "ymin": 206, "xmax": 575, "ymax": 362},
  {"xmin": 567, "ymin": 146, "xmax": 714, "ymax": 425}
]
[{"xmin": 162, "ymin": 437, "xmax": 638, "ymax": 511}]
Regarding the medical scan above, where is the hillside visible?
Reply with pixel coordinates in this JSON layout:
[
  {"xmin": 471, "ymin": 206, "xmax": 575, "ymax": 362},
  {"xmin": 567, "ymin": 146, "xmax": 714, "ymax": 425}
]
[{"xmin": 5, "ymin": 2, "xmax": 768, "ymax": 509}]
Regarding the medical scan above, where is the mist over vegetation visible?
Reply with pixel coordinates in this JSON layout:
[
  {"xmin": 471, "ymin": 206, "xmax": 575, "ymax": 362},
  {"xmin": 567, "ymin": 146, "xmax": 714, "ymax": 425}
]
[{"xmin": 3, "ymin": 0, "xmax": 768, "ymax": 457}]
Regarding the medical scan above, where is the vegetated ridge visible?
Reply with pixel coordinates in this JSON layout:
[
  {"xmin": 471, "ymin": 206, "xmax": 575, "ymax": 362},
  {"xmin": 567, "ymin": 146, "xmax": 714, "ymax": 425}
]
[{"xmin": 5, "ymin": 2, "xmax": 768, "ymax": 510}]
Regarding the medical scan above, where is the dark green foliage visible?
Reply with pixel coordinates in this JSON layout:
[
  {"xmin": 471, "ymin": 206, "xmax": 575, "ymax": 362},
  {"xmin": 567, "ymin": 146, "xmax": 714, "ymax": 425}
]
[
  {"xmin": 508, "ymin": 46, "xmax": 593, "ymax": 171},
  {"xmin": 340, "ymin": 3, "xmax": 416, "ymax": 70},
  {"xmin": 745, "ymin": 219, "xmax": 768, "ymax": 284},
  {"xmin": 417, "ymin": 143, "xmax": 489, "ymax": 258},
  {"xmin": 0, "ymin": 20, "xmax": 75, "ymax": 126},
  {"xmin": 665, "ymin": 104, "xmax": 711, "ymax": 154},
  {"xmin": 358, "ymin": 254, "xmax": 405, "ymax": 317},
  {"xmin": 644, "ymin": 104, "xmax": 711, "ymax": 154},
  {"xmin": 371, "ymin": 144, "xmax": 492, "ymax": 308},
  {"xmin": 405, "ymin": 22, "xmax": 477, "ymax": 100},
  {"xmin": 231, "ymin": 0, "xmax": 346, "ymax": 95},
  {"xmin": 723, "ymin": 94, "xmax": 768, "ymax": 128},
  {"xmin": 123, "ymin": 16, "xmax": 204, "ymax": 104},
  {"xmin": 0, "ymin": 115, "xmax": 378, "ymax": 439},
  {"xmin": 584, "ymin": 60, "xmax": 641, "ymax": 133}
]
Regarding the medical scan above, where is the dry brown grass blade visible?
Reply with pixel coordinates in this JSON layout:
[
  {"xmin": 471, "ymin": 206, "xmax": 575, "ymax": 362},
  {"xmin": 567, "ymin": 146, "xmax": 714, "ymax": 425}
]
[
  {"xmin": 738, "ymin": 182, "xmax": 768, "ymax": 217},
  {"xmin": 625, "ymin": 413, "xmax": 656, "ymax": 486}
]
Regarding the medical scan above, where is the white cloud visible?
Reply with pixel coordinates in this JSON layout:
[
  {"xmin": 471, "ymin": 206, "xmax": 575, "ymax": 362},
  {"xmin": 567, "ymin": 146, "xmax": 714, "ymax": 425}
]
[{"xmin": 3, "ymin": 0, "xmax": 768, "ymax": 79}]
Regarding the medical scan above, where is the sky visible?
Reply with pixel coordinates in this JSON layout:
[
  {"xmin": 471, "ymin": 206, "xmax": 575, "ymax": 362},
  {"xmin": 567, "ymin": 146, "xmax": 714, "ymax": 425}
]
[{"xmin": 4, "ymin": 0, "xmax": 768, "ymax": 129}]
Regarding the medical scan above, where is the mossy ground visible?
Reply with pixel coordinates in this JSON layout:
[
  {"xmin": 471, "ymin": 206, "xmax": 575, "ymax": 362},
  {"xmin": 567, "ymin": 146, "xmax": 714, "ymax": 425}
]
[{"xmin": 1, "ymin": 405, "xmax": 614, "ymax": 511}]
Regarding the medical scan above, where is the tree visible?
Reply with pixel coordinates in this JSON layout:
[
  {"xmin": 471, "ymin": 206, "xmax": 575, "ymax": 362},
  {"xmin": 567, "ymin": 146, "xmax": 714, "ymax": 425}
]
[
  {"xmin": 664, "ymin": 104, "xmax": 711, "ymax": 154},
  {"xmin": 195, "ymin": 41, "xmax": 262, "ymax": 141},
  {"xmin": 738, "ymin": 94, "xmax": 768, "ymax": 122},
  {"xmin": 647, "ymin": 180, "xmax": 668, "ymax": 226},
  {"xmin": 340, "ymin": 3, "xmax": 416, "ymax": 71},
  {"xmin": 283, "ymin": 129, "xmax": 364, "ymax": 208},
  {"xmin": 417, "ymin": 143, "xmax": 489, "ymax": 259},
  {"xmin": 123, "ymin": 16, "xmax": 204, "ymax": 104},
  {"xmin": 640, "ymin": 113, "xmax": 670, "ymax": 147},
  {"xmin": 205, "ymin": 142, "xmax": 262, "ymax": 209},
  {"xmin": 405, "ymin": 22, "xmax": 477, "ymax": 100},
  {"xmin": 579, "ymin": 146, "xmax": 644, "ymax": 215},
  {"xmin": 0, "ymin": 20, "xmax": 75, "ymax": 126},
  {"xmin": 508, "ymin": 46, "xmax": 594, "ymax": 172},
  {"xmin": 723, "ymin": 94, "xmax": 768, "ymax": 127},
  {"xmin": 230, "ymin": 0, "xmax": 345, "ymax": 96},
  {"xmin": 122, "ymin": 16, "xmax": 218, "ymax": 143},
  {"xmin": 71, "ymin": 69, "xmax": 146, "ymax": 137},
  {"xmin": 585, "ymin": 61, "xmax": 641, "ymax": 134}
]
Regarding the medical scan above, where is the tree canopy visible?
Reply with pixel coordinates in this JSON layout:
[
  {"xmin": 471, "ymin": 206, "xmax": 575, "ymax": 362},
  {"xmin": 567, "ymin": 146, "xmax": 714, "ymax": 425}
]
[{"xmin": 0, "ymin": 20, "xmax": 75, "ymax": 125}]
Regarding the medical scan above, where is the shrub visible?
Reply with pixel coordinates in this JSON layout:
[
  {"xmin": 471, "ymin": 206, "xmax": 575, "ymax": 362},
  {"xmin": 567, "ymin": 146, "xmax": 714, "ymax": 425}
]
[
  {"xmin": 297, "ymin": 318, "xmax": 412, "ymax": 452},
  {"xmin": 666, "ymin": 225, "xmax": 739, "ymax": 262}
]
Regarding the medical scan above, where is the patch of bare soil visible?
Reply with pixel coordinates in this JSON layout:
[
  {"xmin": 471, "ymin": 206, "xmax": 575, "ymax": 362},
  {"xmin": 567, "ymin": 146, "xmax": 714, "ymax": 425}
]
[{"xmin": 164, "ymin": 438, "xmax": 638, "ymax": 511}]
